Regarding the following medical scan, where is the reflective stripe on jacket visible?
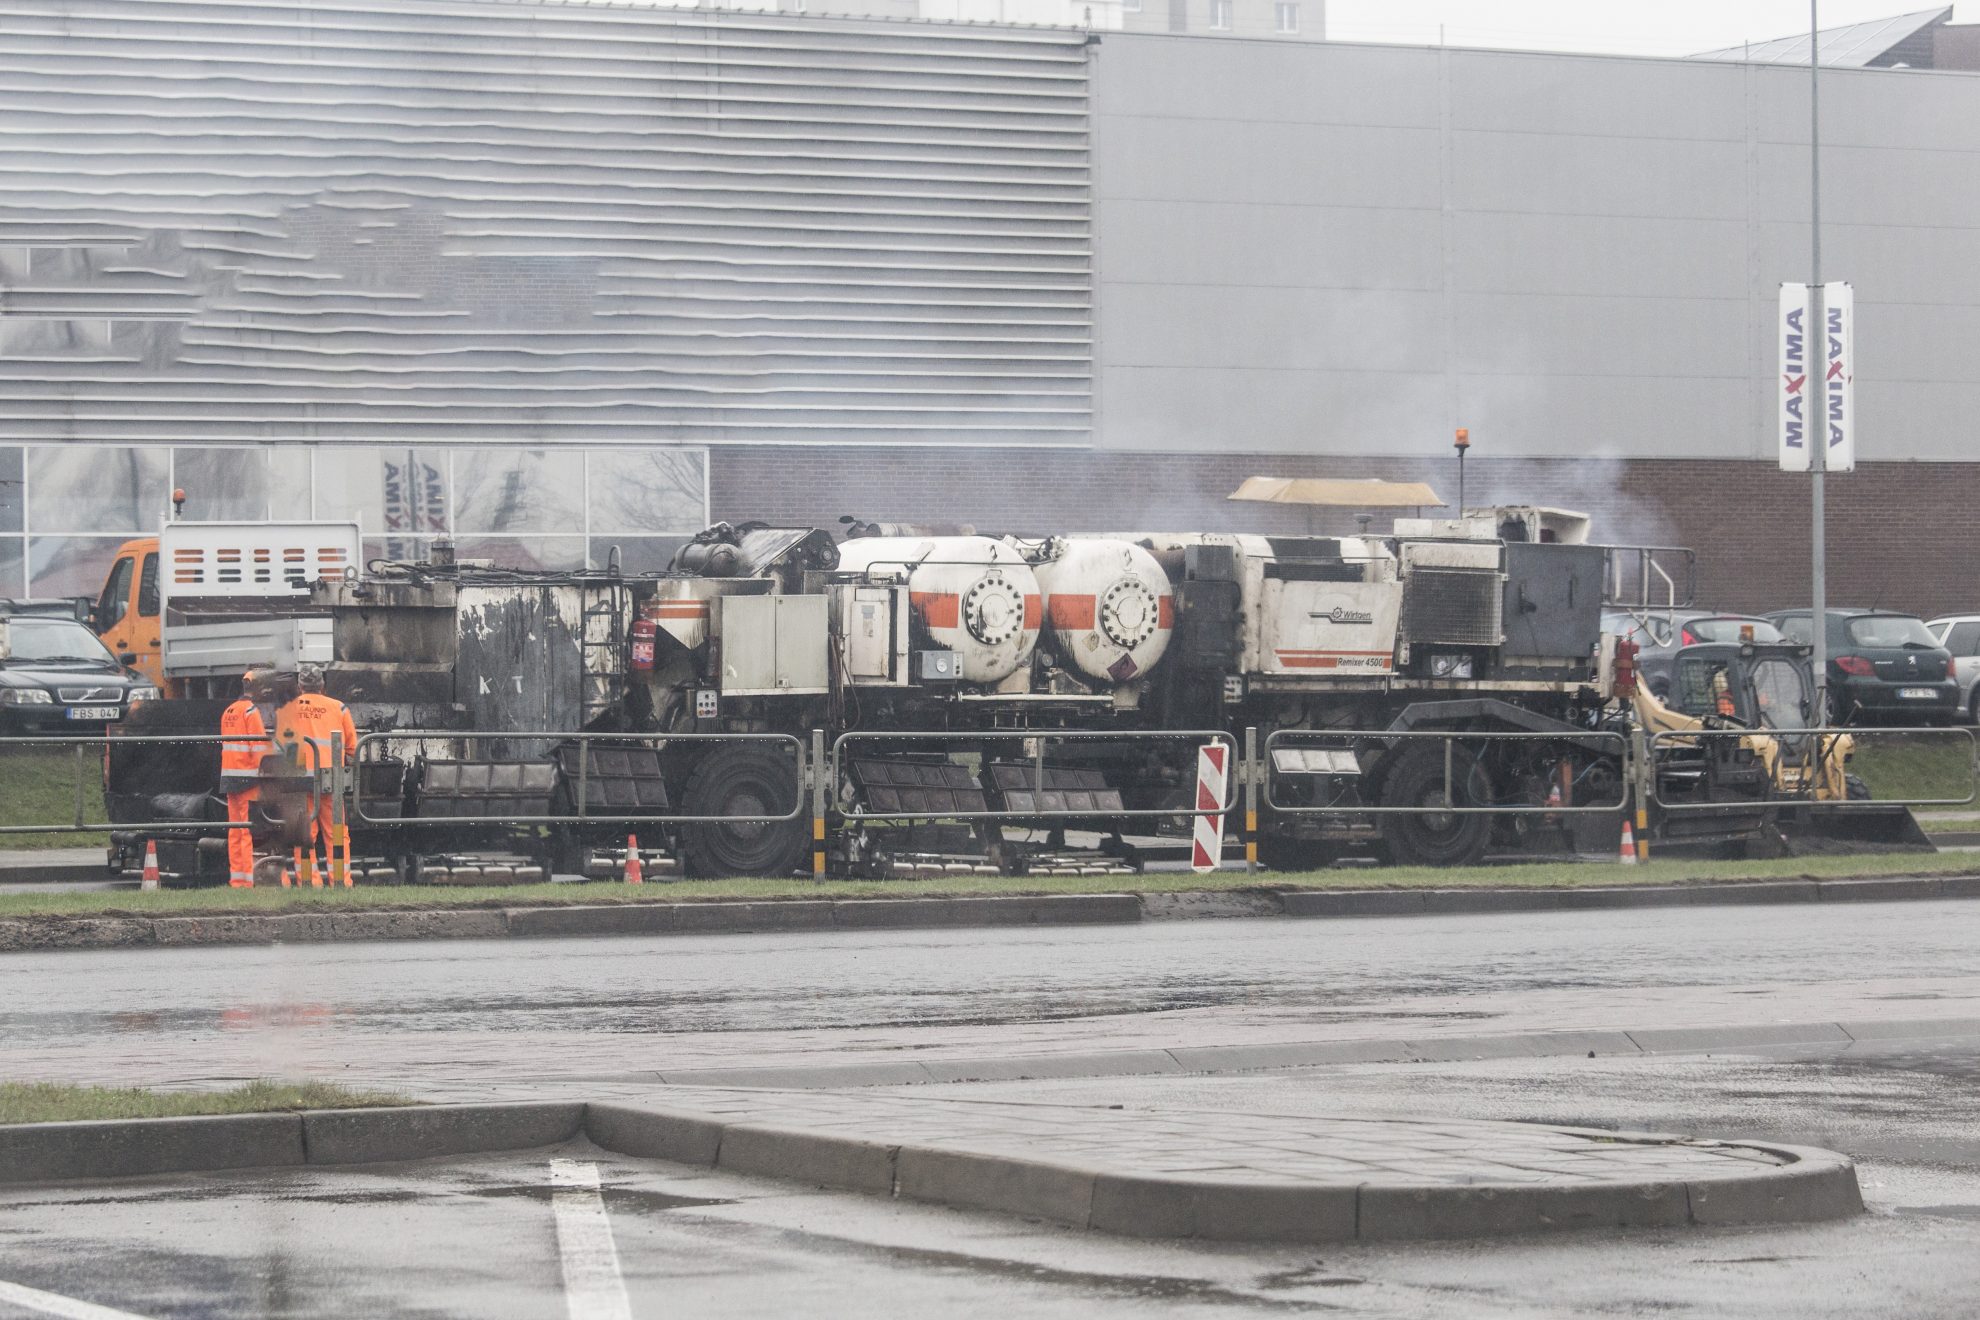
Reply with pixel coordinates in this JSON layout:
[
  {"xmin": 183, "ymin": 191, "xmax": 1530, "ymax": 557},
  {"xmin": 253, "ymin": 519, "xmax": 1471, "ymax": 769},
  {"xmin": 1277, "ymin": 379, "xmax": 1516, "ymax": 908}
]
[{"xmin": 219, "ymin": 700, "xmax": 267, "ymax": 780}]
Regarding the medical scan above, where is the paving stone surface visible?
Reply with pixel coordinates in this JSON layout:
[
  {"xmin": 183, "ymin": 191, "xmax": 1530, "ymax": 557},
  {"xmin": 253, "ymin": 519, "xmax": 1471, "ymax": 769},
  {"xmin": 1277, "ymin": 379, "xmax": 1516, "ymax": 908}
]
[{"xmin": 636, "ymin": 1086, "xmax": 1794, "ymax": 1189}]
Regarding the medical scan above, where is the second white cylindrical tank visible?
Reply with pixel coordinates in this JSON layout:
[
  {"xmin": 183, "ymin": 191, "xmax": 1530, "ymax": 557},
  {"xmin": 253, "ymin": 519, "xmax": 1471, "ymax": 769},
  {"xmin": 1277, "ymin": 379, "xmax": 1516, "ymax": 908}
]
[
  {"xmin": 833, "ymin": 536, "xmax": 1041, "ymax": 683},
  {"xmin": 1031, "ymin": 538, "xmax": 1174, "ymax": 684}
]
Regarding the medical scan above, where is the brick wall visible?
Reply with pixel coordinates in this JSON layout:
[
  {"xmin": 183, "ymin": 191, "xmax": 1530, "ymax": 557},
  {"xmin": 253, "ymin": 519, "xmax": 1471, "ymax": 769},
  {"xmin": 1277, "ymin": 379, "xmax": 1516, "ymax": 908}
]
[{"xmin": 708, "ymin": 447, "xmax": 1979, "ymax": 621}]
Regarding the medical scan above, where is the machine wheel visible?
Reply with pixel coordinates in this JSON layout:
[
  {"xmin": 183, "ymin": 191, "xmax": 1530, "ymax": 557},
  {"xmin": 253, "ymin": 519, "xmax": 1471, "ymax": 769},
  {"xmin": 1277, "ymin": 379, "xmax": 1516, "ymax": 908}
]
[
  {"xmin": 1845, "ymin": 772, "xmax": 1873, "ymax": 801},
  {"xmin": 1256, "ymin": 832, "xmax": 1338, "ymax": 874},
  {"xmin": 679, "ymin": 745, "xmax": 808, "ymax": 878},
  {"xmin": 1377, "ymin": 742, "xmax": 1493, "ymax": 868}
]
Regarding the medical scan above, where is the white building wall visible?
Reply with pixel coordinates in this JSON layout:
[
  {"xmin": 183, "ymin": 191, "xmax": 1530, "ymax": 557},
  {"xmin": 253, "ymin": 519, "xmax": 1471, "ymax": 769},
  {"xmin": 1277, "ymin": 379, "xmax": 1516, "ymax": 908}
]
[{"xmin": 1092, "ymin": 37, "xmax": 1980, "ymax": 460}]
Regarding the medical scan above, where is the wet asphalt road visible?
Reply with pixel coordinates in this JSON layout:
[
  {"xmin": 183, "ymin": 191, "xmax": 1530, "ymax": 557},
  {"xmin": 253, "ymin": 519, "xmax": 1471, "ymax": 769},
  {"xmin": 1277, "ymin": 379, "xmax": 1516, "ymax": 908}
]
[
  {"xmin": 2, "ymin": 898, "xmax": 1978, "ymax": 1092},
  {"xmin": 5, "ymin": 1047, "xmax": 1980, "ymax": 1319},
  {"xmin": 5, "ymin": 900, "xmax": 1980, "ymax": 1317}
]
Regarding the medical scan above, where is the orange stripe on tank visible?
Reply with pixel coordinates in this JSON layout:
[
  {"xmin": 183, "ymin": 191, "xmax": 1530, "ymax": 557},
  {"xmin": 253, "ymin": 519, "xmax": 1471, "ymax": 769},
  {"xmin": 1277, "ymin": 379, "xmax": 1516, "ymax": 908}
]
[
  {"xmin": 910, "ymin": 591, "xmax": 961, "ymax": 629},
  {"xmin": 1157, "ymin": 595, "xmax": 1175, "ymax": 629},
  {"xmin": 1022, "ymin": 594, "xmax": 1042, "ymax": 629},
  {"xmin": 1047, "ymin": 594, "xmax": 1096, "ymax": 629}
]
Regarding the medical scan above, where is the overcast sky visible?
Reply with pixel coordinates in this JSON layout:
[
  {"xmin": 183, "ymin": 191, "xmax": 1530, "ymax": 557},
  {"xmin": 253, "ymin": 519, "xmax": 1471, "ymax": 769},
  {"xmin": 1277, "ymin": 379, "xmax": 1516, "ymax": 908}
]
[{"xmin": 1325, "ymin": 1, "xmax": 1968, "ymax": 57}]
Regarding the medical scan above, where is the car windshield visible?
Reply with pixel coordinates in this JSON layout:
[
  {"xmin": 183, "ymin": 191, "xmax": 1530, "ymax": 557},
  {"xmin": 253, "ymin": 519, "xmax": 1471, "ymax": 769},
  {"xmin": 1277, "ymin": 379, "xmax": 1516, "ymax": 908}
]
[
  {"xmin": 1687, "ymin": 617, "xmax": 1783, "ymax": 644},
  {"xmin": 3, "ymin": 618, "xmax": 119, "ymax": 664},
  {"xmin": 1845, "ymin": 615, "xmax": 1938, "ymax": 649}
]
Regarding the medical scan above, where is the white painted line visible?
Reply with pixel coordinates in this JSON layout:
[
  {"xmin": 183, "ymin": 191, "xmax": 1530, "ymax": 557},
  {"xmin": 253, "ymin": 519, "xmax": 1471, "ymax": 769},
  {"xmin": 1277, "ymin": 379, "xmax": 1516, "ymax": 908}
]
[
  {"xmin": 0, "ymin": 1279, "xmax": 153, "ymax": 1320},
  {"xmin": 550, "ymin": 1159, "xmax": 634, "ymax": 1320}
]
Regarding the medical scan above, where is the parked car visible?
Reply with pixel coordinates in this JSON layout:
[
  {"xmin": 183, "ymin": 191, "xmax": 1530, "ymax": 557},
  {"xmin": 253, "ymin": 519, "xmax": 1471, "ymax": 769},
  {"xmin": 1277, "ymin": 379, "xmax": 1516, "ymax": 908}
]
[
  {"xmin": 0, "ymin": 599, "xmax": 159, "ymax": 735},
  {"xmin": 1763, "ymin": 608, "xmax": 1959, "ymax": 725},
  {"xmin": 1926, "ymin": 615, "xmax": 1980, "ymax": 724},
  {"xmin": 1600, "ymin": 609, "xmax": 1785, "ymax": 700}
]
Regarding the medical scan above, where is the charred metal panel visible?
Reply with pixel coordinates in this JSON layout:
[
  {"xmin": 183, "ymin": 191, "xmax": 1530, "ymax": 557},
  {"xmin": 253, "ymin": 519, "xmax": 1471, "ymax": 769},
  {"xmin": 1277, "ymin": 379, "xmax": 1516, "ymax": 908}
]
[
  {"xmin": 1500, "ymin": 543, "xmax": 1606, "ymax": 665},
  {"xmin": 455, "ymin": 586, "xmax": 585, "ymax": 758}
]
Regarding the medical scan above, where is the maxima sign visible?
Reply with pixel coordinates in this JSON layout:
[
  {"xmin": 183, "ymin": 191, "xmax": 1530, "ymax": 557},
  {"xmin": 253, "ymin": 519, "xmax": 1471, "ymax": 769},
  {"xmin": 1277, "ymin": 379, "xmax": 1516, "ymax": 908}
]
[{"xmin": 1779, "ymin": 282, "xmax": 1854, "ymax": 473}]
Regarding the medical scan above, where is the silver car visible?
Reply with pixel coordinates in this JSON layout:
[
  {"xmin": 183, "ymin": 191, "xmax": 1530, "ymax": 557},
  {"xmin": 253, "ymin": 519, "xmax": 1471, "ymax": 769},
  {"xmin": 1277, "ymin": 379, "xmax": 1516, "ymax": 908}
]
[{"xmin": 1926, "ymin": 616, "xmax": 1980, "ymax": 724}]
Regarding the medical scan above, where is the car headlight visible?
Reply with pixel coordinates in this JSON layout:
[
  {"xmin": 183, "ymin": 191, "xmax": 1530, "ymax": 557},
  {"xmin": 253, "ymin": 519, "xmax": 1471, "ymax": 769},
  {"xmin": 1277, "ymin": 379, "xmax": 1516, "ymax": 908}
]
[
  {"xmin": 0, "ymin": 688, "xmax": 54, "ymax": 706},
  {"xmin": 127, "ymin": 686, "xmax": 160, "ymax": 705}
]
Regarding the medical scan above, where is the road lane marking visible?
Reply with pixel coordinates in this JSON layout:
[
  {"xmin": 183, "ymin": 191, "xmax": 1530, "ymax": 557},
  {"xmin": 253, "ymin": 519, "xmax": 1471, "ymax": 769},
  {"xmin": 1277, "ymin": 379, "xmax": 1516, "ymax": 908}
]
[
  {"xmin": 0, "ymin": 1279, "xmax": 153, "ymax": 1320},
  {"xmin": 550, "ymin": 1159, "xmax": 633, "ymax": 1320}
]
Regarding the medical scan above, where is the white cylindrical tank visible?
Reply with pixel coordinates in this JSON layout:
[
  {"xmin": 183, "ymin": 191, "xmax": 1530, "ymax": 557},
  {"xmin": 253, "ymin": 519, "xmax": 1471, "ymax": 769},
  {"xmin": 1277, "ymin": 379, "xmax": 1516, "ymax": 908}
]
[
  {"xmin": 1032, "ymin": 539, "xmax": 1174, "ymax": 684},
  {"xmin": 834, "ymin": 536, "xmax": 1040, "ymax": 683}
]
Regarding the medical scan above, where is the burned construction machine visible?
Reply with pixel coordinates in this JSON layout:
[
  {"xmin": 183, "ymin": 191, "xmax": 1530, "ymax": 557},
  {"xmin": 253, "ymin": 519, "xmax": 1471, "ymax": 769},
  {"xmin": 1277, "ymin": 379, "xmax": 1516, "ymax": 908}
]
[
  {"xmin": 642, "ymin": 508, "xmax": 1788, "ymax": 875},
  {"xmin": 103, "ymin": 503, "xmax": 1904, "ymax": 883}
]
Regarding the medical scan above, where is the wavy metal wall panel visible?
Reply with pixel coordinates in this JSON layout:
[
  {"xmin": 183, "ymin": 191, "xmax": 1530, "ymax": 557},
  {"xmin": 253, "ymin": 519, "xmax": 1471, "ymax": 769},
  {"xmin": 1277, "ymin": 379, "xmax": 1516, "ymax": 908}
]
[{"xmin": 0, "ymin": 0, "xmax": 1093, "ymax": 446}]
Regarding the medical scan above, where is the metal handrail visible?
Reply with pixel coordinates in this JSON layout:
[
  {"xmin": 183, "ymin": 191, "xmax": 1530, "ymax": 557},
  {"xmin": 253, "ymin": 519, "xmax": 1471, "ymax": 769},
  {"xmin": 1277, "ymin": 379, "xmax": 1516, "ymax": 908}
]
[
  {"xmin": 1262, "ymin": 727, "xmax": 1631, "ymax": 815},
  {"xmin": 350, "ymin": 729, "xmax": 808, "ymax": 826},
  {"xmin": 830, "ymin": 728, "xmax": 1238, "ymax": 821},
  {"xmin": 0, "ymin": 732, "xmax": 281, "ymax": 836},
  {"xmin": 1647, "ymin": 724, "xmax": 1978, "ymax": 811}
]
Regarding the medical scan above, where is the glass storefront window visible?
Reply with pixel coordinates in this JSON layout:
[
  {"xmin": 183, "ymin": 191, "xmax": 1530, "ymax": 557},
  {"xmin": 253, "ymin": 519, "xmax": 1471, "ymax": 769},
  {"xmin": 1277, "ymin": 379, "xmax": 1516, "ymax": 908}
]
[
  {"xmin": 28, "ymin": 536, "xmax": 124, "ymax": 598},
  {"xmin": 315, "ymin": 447, "xmax": 450, "ymax": 555},
  {"xmin": 586, "ymin": 449, "xmax": 707, "ymax": 534},
  {"xmin": 0, "ymin": 448, "xmax": 22, "ymax": 534},
  {"xmin": 453, "ymin": 448, "xmax": 585, "ymax": 535},
  {"xmin": 454, "ymin": 536, "xmax": 587, "ymax": 572},
  {"xmin": 595, "ymin": 536, "xmax": 688, "ymax": 575},
  {"xmin": 171, "ymin": 447, "xmax": 312, "ymax": 522},
  {"xmin": 27, "ymin": 447, "xmax": 169, "ymax": 534},
  {"xmin": 13, "ymin": 444, "xmax": 708, "ymax": 578},
  {"xmin": 0, "ymin": 537, "xmax": 23, "ymax": 596}
]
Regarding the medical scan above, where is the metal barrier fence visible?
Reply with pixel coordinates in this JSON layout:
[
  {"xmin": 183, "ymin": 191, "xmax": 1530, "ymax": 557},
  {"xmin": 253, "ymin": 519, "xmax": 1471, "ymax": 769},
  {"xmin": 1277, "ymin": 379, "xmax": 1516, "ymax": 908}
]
[
  {"xmin": 829, "ymin": 729, "xmax": 1239, "ymax": 822},
  {"xmin": 349, "ymin": 729, "xmax": 809, "ymax": 827},
  {"xmin": 1261, "ymin": 728, "xmax": 1633, "ymax": 815},
  {"xmin": 0, "ymin": 732, "xmax": 280, "ymax": 837},
  {"xmin": 1647, "ymin": 725, "xmax": 1979, "ymax": 812}
]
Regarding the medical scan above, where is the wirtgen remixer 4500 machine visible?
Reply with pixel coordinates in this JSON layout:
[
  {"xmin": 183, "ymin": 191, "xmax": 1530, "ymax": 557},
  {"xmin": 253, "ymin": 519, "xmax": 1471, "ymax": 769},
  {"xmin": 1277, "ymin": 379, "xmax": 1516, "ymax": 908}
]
[{"xmin": 104, "ymin": 503, "xmax": 1923, "ymax": 883}]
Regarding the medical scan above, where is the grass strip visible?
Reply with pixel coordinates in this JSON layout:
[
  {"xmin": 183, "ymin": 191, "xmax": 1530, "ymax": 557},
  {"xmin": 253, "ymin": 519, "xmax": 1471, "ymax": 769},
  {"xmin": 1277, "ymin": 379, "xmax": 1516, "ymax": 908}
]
[
  {"xmin": 0, "ymin": 747, "xmax": 109, "ymax": 850},
  {"xmin": 0, "ymin": 850, "xmax": 1970, "ymax": 921},
  {"xmin": 0, "ymin": 1080, "xmax": 409, "ymax": 1125},
  {"xmin": 1849, "ymin": 733, "xmax": 1978, "ymax": 805}
]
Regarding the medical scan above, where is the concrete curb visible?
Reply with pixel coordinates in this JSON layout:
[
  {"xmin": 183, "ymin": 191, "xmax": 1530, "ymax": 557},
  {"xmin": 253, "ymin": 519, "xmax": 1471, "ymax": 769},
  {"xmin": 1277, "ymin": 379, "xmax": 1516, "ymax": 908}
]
[
  {"xmin": 579, "ymin": 1104, "xmax": 1861, "ymax": 1244},
  {"xmin": 0, "ymin": 873, "xmax": 1970, "ymax": 954},
  {"xmin": 0, "ymin": 892, "xmax": 1142, "ymax": 953},
  {"xmin": 0, "ymin": 1101, "xmax": 1864, "ymax": 1243},
  {"xmin": 0, "ymin": 1102, "xmax": 580, "ymax": 1185},
  {"xmin": 649, "ymin": 1015, "xmax": 1980, "ymax": 1089}
]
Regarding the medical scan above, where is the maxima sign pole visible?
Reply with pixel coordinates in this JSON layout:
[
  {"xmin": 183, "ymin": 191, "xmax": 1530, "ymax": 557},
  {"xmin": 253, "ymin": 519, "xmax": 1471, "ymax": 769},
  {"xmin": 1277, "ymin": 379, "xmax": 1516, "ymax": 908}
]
[
  {"xmin": 1806, "ymin": 4, "xmax": 1828, "ymax": 724},
  {"xmin": 1781, "ymin": 5, "xmax": 1855, "ymax": 730}
]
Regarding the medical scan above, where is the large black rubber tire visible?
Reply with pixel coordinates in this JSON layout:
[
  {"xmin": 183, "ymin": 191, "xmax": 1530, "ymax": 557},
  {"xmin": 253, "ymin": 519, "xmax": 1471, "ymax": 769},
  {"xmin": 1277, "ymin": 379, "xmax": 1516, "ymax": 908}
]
[
  {"xmin": 1845, "ymin": 772, "xmax": 1873, "ymax": 801},
  {"xmin": 679, "ymin": 744, "xmax": 808, "ymax": 878},
  {"xmin": 1377, "ymin": 742, "xmax": 1493, "ymax": 869}
]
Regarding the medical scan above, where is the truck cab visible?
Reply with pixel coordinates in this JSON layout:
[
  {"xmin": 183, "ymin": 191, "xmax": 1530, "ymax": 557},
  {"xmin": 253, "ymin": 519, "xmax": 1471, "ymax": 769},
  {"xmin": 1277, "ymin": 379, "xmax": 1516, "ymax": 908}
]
[
  {"xmin": 92, "ymin": 537, "xmax": 164, "ymax": 686},
  {"xmin": 86, "ymin": 520, "xmax": 360, "ymax": 698}
]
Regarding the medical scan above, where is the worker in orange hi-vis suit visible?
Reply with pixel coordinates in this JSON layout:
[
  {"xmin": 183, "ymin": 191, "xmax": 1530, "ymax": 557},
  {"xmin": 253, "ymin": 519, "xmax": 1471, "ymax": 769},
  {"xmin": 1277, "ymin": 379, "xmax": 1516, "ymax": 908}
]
[
  {"xmin": 218, "ymin": 669, "xmax": 270, "ymax": 888},
  {"xmin": 294, "ymin": 663, "xmax": 358, "ymax": 884}
]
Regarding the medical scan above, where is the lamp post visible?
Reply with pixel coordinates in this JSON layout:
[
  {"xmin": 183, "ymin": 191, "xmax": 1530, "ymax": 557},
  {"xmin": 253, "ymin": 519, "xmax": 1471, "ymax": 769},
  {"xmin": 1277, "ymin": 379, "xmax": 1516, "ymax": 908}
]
[{"xmin": 1807, "ymin": 1, "xmax": 1829, "ymax": 727}]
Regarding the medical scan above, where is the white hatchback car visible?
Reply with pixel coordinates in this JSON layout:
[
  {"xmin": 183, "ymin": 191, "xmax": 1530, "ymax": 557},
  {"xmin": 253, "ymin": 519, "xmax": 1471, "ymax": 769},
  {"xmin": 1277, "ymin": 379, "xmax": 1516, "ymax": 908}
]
[{"xmin": 1926, "ymin": 616, "xmax": 1980, "ymax": 724}]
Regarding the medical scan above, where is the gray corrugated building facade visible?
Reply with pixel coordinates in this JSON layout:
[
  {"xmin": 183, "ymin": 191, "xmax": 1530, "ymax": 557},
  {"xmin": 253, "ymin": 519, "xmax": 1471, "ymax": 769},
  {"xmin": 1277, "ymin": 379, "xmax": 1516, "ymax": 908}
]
[{"xmin": 5, "ymin": 0, "xmax": 1980, "ymax": 615}]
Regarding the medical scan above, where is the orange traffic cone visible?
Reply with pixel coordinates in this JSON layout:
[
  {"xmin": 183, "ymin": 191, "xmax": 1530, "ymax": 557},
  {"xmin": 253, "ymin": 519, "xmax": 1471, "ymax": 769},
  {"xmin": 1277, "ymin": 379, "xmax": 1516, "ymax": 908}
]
[
  {"xmin": 140, "ymin": 839, "xmax": 161, "ymax": 891},
  {"xmin": 623, "ymin": 834, "xmax": 644, "ymax": 885},
  {"xmin": 1618, "ymin": 818, "xmax": 1638, "ymax": 866}
]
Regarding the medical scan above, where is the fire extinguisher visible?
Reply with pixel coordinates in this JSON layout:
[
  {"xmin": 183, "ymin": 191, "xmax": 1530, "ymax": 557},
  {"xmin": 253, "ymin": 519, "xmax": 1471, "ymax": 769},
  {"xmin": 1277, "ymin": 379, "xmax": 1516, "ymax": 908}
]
[{"xmin": 629, "ymin": 616, "xmax": 657, "ymax": 672}]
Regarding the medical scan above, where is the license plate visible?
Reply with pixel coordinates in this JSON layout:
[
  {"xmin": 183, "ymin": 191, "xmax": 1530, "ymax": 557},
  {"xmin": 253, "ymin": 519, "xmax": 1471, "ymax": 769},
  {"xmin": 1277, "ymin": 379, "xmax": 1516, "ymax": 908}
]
[
  {"xmin": 65, "ymin": 705, "xmax": 120, "ymax": 720},
  {"xmin": 1898, "ymin": 687, "xmax": 1938, "ymax": 700}
]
